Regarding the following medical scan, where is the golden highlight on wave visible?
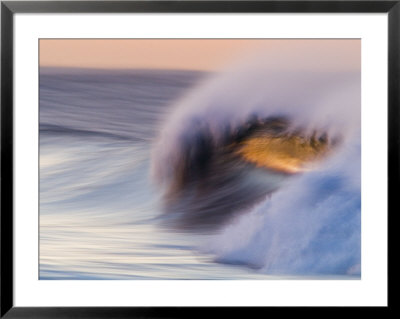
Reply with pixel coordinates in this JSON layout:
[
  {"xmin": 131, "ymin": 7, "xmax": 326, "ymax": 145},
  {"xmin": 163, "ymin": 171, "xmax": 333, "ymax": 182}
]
[{"xmin": 235, "ymin": 128, "xmax": 334, "ymax": 174}]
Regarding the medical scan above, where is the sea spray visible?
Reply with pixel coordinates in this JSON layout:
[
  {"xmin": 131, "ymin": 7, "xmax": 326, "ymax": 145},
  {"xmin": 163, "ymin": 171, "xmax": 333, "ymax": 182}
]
[{"xmin": 152, "ymin": 41, "xmax": 361, "ymax": 275}]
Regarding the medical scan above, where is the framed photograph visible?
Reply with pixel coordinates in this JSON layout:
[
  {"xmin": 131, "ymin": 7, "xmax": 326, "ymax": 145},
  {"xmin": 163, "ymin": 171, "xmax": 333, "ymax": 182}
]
[{"xmin": 1, "ymin": 0, "xmax": 396, "ymax": 317}]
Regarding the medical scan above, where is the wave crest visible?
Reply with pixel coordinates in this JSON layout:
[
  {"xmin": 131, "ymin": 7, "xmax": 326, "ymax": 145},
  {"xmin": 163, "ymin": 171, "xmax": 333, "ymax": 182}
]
[{"xmin": 152, "ymin": 43, "xmax": 361, "ymax": 275}]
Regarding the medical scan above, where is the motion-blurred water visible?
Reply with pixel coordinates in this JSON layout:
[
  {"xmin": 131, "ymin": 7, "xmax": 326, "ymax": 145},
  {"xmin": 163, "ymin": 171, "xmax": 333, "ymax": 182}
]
[
  {"xmin": 39, "ymin": 67, "xmax": 360, "ymax": 280},
  {"xmin": 39, "ymin": 68, "xmax": 272, "ymax": 279}
]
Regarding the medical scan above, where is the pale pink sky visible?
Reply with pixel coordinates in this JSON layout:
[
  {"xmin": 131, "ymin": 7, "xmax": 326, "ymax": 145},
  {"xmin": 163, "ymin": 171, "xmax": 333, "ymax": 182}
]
[{"xmin": 40, "ymin": 39, "xmax": 360, "ymax": 71}]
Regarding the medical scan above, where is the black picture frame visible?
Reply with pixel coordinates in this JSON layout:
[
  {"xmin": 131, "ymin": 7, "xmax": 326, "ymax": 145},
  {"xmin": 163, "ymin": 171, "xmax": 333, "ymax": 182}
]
[{"xmin": 1, "ymin": 1, "xmax": 397, "ymax": 317}]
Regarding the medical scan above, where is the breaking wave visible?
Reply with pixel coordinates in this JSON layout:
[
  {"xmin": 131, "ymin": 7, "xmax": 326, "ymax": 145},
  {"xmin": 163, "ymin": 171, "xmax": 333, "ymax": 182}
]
[{"xmin": 152, "ymin": 42, "xmax": 361, "ymax": 275}]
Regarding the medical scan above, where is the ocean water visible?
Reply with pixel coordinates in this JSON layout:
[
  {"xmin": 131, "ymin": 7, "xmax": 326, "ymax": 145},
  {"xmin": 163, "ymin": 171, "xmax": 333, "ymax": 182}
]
[
  {"xmin": 39, "ymin": 68, "xmax": 264, "ymax": 279},
  {"xmin": 39, "ymin": 66, "xmax": 360, "ymax": 280}
]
